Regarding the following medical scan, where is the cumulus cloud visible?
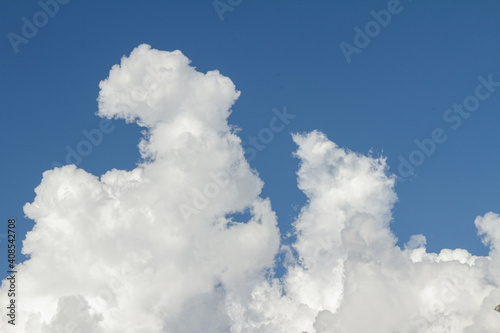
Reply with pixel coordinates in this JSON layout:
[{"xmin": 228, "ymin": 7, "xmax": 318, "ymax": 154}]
[
  {"xmin": 225, "ymin": 131, "xmax": 500, "ymax": 333},
  {"xmin": 2, "ymin": 44, "xmax": 279, "ymax": 333},
  {"xmin": 1, "ymin": 44, "xmax": 500, "ymax": 332}
]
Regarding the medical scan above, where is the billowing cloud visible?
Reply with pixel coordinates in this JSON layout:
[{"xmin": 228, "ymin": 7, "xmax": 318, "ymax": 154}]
[
  {"xmin": 1, "ymin": 44, "xmax": 499, "ymax": 332},
  {"xmin": 224, "ymin": 132, "xmax": 500, "ymax": 333}
]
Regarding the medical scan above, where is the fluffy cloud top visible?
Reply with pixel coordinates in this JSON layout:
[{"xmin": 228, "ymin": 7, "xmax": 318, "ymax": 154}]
[{"xmin": 1, "ymin": 44, "xmax": 499, "ymax": 332}]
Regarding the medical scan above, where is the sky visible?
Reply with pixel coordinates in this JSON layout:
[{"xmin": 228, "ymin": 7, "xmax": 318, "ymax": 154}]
[{"xmin": 1, "ymin": 1, "xmax": 500, "ymax": 332}]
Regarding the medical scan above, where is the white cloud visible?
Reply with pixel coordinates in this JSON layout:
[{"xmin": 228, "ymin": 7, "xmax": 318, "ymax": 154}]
[
  {"xmin": 1, "ymin": 44, "xmax": 280, "ymax": 332},
  {"xmin": 1, "ymin": 44, "xmax": 500, "ymax": 332},
  {"xmin": 224, "ymin": 131, "xmax": 500, "ymax": 332}
]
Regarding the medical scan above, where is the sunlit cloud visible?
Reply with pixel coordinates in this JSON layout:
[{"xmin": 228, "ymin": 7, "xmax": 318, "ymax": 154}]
[{"xmin": 1, "ymin": 45, "xmax": 499, "ymax": 333}]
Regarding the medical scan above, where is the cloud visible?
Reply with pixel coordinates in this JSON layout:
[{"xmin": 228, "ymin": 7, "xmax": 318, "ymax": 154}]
[
  {"xmin": 1, "ymin": 44, "xmax": 280, "ymax": 332},
  {"xmin": 1, "ymin": 44, "xmax": 500, "ymax": 332},
  {"xmin": 227, "ymin": 131, "xmax": 500, "ymax": 333}
]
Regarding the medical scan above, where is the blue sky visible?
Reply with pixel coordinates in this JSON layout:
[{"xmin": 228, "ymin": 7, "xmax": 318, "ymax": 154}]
[
  {"xmin": 3, "ymin": 2, "xmax": 500, "ymax": 331},
  {"xmin": 1, "ymin": 0, "xmax": 500, "ymax": 279}
]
